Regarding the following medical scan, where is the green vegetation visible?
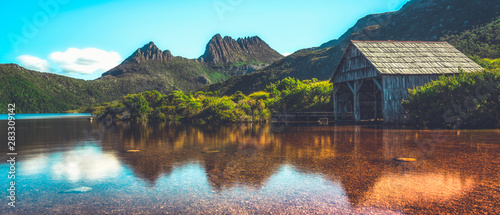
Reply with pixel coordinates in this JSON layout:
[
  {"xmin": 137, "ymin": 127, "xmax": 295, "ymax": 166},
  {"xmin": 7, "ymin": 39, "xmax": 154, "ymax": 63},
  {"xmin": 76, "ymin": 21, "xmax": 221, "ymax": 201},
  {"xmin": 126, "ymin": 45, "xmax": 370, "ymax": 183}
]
[
  {"xmin": 0, "ymin": 74, "xmax": 72, "ymax": 113},
  {"xmin": 96, "ymin": 78, "xmax": 333, "ymax": 124},
  {"xmin": 402, "ymin": 69, "xmax": 500, "ymax": 129},
  {"xmin": 265, "ymin": 78, "xmax": 333, "ymax": 112},
  {"xmin": 0, "ymin": 56, "xmax": 241, "ymax": 113},
  {"xmin": 200, "ymin": 47, "xmax": 339, "ymax": 96},
  {"xmin": 402, "ymin": 47, "xmax": 500, "ymax": 129},
  {"xmin": 471, "ymin": 57, "xmax": 500, "ymax": 70},
  {"xmin": 443, "ymin": 16, "xmax": 500, "ymax": 59},
  {"xmin": 229, "ymin": 59, "xmax": 264, "ymax": 67},
  {"xmin": 0, "ymin": 64, "xmax": 101, "ymax": 113}
]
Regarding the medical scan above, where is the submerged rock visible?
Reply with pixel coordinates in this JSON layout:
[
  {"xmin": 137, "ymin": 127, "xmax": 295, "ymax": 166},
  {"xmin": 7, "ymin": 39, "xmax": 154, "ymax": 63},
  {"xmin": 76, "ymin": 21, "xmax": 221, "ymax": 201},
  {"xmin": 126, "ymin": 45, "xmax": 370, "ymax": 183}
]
[
  {"xmin": 394, "ymin": 158, "xmax": 417, "ymax": 162},
  {"xmin": 202, "ymin": 150, "xmax": 220, "ymax": 154},
  {"xmin": 126, "ymin": 150, "xmax": 141, "ymax": 153}
]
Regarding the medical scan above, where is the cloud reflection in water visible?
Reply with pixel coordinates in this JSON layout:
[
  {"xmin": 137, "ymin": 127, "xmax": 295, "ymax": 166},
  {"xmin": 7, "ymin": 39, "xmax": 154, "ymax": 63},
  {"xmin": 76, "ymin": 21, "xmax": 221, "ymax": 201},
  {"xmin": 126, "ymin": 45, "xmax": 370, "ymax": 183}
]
[{"xmin": 50, "ymin": 144, "xmax": 122, "ymax": 182}]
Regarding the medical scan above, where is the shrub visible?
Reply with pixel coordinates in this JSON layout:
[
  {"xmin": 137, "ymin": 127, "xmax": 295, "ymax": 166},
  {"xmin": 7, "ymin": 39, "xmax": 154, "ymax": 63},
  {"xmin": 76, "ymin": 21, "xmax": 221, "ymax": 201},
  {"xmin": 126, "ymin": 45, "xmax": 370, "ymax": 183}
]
[
  {"xmin": 97, "ymin": 77, "xmax": 334, "ymax": 124},
  {"xmin": 248, "ymin": 91, "xmax": 270, "ymax": 100},
  {"xmin": 403, "ymin": 70, "xmax": 500, "ymax": 128}
]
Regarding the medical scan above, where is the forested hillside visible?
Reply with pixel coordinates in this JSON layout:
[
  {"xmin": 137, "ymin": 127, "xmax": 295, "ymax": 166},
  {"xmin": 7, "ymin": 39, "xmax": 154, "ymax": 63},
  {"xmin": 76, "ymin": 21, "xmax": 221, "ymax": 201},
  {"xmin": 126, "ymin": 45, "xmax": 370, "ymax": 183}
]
[{"xmin": 443, "ymin": 16, "xmax": 500, "ymax": 59}]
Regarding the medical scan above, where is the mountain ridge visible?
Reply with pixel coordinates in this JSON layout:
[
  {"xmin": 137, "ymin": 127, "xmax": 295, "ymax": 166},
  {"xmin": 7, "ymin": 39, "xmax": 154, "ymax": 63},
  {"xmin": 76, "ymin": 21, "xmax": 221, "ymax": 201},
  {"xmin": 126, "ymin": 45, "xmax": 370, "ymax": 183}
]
[{"xmin": 103, "ymin": 34, "xmax": 283, "ymax": 78}]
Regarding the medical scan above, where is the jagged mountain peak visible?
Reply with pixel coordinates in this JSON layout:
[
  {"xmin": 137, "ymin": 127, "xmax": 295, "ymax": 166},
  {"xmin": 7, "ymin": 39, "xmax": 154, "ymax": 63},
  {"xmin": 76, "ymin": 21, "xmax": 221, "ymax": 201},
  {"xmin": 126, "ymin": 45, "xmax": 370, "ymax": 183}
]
[
  {"xmin": 144, "ymin": 41, "xmax": 157, "ymax": 49},
  {"xmin": 101, "ymin": 41, "xmax": 174, "ymax": 77},
  {"xmin": 125, "ymin": 41, "xmax": 173, "ymax": 64},
  {"xmin": 200, "ymin": 34, "xmax": 283, "ymax": 65},
  {"xmin": 237, "ymin": 36, "xmax": 263, "ymax": 43},
  {"xmin": 101, "ymin": 34, "xmax": 284, "ymax": 78}
]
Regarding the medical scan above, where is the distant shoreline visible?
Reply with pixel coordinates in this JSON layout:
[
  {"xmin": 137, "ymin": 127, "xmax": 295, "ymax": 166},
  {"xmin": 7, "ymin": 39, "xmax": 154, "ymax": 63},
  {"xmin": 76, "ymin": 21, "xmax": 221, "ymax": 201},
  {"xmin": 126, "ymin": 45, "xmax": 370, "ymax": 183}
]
[{"xmin": 0, "ymin": 113, "xmax": 91, "ymax": 120}]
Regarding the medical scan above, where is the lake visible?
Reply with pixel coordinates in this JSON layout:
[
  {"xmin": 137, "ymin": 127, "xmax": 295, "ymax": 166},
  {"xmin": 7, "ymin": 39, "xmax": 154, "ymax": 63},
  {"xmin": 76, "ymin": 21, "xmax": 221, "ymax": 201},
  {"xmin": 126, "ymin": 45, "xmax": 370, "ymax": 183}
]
[
  {"xmin": 1, "ymin": 116, "xmax": 499, "ymax": 214},
  {"xmin": 0, "ymin": 113, "xmax": 90, "ymax": 120}
]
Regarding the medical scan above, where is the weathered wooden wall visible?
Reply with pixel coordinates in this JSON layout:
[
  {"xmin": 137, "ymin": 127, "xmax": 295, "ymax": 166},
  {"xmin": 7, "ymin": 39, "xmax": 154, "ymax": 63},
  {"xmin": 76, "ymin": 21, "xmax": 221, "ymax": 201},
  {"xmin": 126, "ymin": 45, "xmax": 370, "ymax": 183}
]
[
  {"xmin": 382, "ymin": 75, "xmax": 441, "ymax": 123},
  {"xmin": 333, "ymin": 45, "xmax": 379, "ymax": 84}
]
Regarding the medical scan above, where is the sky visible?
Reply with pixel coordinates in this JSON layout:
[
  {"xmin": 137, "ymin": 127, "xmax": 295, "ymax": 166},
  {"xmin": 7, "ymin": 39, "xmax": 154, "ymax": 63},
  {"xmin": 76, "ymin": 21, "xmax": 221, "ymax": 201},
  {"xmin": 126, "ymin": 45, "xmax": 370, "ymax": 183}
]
[{"xmin": 1, "ymin": 0, "xmax": 409, "ymax": 80}]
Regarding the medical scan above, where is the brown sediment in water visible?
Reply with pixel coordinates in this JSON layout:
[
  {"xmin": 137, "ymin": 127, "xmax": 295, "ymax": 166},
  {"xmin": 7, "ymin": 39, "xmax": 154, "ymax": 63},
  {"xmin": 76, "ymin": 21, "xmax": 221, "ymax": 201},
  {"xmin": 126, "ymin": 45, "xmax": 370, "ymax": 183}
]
[{"xmin": 3, "ymin": 120, "xmax": 500, "ymax": 214}]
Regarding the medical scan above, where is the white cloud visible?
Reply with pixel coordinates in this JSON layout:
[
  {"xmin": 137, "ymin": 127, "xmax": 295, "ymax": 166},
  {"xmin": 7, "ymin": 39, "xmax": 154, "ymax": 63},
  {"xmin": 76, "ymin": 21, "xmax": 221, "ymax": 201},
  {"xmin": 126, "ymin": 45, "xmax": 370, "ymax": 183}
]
[
  {"xmin": 282, "ymin": 52, "xmax": 292, "ymax": 57},
  {"xmin": 49, "ymin": 48, "xmax": 122, "ymax": 74},
  {"xmin": 17, "ymin": 55, "xmax": 51, "ymax": 72}
]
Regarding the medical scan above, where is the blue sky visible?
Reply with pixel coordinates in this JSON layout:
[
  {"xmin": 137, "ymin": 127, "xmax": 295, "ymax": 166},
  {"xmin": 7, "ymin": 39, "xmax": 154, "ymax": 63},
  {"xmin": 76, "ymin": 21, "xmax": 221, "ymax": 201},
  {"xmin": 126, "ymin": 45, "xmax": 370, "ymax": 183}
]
[{"xmin": 1, "ymin": 0, "xmax": 409, "ymax": 80}]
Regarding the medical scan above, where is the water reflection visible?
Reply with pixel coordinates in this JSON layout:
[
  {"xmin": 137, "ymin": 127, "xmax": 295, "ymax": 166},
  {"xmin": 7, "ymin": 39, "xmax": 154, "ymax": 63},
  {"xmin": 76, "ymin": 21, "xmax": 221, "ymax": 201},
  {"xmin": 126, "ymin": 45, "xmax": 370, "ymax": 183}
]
[
  {"xmin": 1, "ymin": 119, "xmax": 499, "ymax": 214},
  {"xmin": 362, "ymin": 172, "xmax": 475, "ymax": 207},
  {"xmin": 107, "ymin": 123, "xmax": 284, "ymax": 189},
  {"xmin": 51, "ymin": 145, "xmax": 122, "ymax": 182}
]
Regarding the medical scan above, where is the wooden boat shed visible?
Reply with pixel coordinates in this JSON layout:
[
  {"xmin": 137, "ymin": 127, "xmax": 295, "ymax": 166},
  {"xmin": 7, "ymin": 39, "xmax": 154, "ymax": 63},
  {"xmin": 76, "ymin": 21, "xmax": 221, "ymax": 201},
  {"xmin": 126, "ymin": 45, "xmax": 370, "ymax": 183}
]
[{"xmin": 330, "ymin": 40, "xmax": 483, "ymax": 123}]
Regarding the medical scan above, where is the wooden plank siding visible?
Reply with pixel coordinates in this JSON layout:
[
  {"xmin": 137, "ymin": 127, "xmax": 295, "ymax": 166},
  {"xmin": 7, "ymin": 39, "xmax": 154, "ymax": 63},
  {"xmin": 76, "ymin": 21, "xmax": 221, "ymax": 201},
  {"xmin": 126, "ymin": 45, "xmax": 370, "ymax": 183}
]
[
  {"xmin": 382, "ymin": 75, "xmax": 441, "ymax": 123},
  {"xmin": 333, "ymin": 45, "xmax": 380, "ymax": 84}
]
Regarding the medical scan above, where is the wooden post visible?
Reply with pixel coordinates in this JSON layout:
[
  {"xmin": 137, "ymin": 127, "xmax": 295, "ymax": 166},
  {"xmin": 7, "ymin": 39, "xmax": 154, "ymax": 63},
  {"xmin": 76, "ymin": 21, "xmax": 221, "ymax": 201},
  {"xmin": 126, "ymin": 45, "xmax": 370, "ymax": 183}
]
[
  {"xmin": 333, "ymin": 84, "xmax": 339, "ymax": 121},
  {"xmin": 381, "ymin": 76, "xmax": 387, "ymax": 124},
  {"xmin": 348, "ymin": 80, "xmax": 363, "ymax": 122},
  {"xmin": 357, "ymin": 80, "xmax": 364, "ymax": 122},
  {"xmin": 372, "ymin": 77, "xmax": 383, "ymax": 121},
  {"xmin": 333, "ymin": 97, "xmax": 338, "ymax": 121},
  {"xmin": 346, "ymin": 81, "xmax": 356, "ymax": 121},
  {"xmin": 354, "ymin": 81, "xmax": 359, "ymax": 122},
  {"xmin": 342, "ymin": 103, "xmax": 346, "ymax": 120},
  {"xmin": 373, "ymin": 88, "xmax": 377, "ymax": 120}
]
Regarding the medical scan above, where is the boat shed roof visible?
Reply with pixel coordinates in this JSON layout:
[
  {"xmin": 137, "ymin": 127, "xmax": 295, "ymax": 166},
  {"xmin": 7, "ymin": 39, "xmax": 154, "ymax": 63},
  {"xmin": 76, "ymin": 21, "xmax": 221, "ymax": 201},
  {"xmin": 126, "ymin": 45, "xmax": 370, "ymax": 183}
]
[{"xmin": 349, "ymin": 40, "xmax": 483, "ymax": 75}]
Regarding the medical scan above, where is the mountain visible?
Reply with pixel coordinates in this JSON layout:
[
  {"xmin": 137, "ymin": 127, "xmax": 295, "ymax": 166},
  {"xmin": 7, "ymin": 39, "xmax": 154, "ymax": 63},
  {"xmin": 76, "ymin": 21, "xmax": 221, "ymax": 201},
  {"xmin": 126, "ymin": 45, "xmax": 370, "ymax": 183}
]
[
  {"xmin": 0, "ymin": 64, "xmax": 106, "ymax": 113},
  {"xmin": 125, "ymin": 41, "xmax": 174, "ymax": 64},
  {"xmin": 202, "ymin": 0, "xmax": 500, "ymax": 95},
  {"xmin": 97, "ymin": 35, "xmax": 283, "ymax": 94},
  {"xmin": 1, "ymin": 35, "xmax": 283, "ymax": 113},
  {"xmin": 101, "ymin": 41, "xmax": 226, "ymax": 93},
  {"xmin": 198, "ymin": 34, "xmax": 283, "ymax": 76},
  {"xmin": 320, "ymin": 0, "xmax": 500, "ymax": 49},
  {"xmin": 199, "ymin": 34, "xmax": 283, "ymax": 65},
  {"xmin": 100, "ymin": 36, "xmax": 282, "ymax": 93}
]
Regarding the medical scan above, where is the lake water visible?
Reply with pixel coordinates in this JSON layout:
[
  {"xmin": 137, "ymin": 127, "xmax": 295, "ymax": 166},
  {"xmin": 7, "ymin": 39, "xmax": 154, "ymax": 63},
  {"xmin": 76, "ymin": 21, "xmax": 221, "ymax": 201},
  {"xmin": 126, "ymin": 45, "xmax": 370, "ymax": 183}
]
[
  {"xmin": 0, "ymin": 116, "xmax": 499, "ymax": 214},
  {"xmin": 0, "ymin": 113, "xmax": 90, "ymax": 120}
]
